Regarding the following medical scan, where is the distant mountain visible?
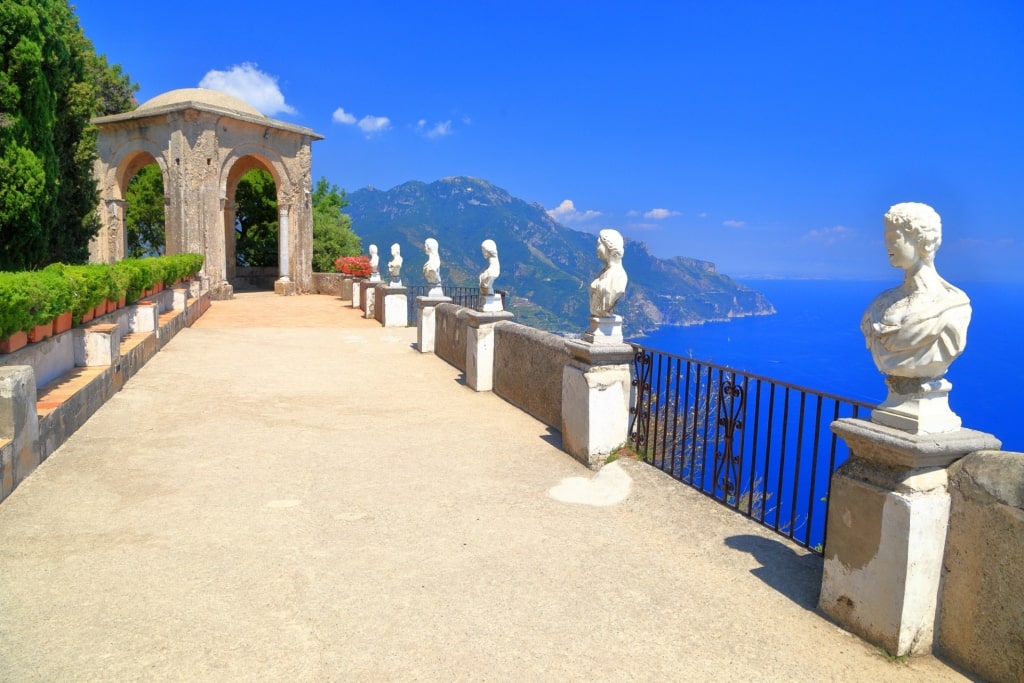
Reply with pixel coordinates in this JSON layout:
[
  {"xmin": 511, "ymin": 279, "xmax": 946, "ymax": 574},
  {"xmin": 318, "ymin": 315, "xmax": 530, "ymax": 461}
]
[{"xmin": 345, "ymin": 176, "xmax": 775, "ymax": 333}]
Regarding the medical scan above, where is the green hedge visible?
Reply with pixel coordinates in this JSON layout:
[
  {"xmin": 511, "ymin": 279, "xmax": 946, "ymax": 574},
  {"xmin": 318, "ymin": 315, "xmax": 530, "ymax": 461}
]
[{"xmin": 0, "ymin": 254, "xmax": 204, "ymax": 337}]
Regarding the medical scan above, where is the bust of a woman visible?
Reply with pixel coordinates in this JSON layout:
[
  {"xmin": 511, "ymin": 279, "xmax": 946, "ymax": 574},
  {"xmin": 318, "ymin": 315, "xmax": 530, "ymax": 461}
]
[
  {"xmin": 860, "ymin": 202, "xmax": 971, "ymax": 380},
  {"xmin": 422, "ymin": 238, "xmax": 441, "ymax": 286},
  {"xmin": 589, "ymin": 229, "xmax": 628, "ymax": 318},
  {"xmin": 479, "ymin": 239, "xmax": 500, "ymax": 294}
]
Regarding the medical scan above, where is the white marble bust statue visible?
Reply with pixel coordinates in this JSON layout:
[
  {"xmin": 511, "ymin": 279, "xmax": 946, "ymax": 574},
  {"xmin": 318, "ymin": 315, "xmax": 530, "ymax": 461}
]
[
  {"xmin": 479, "ymin": 239, "xmax": 500, "ymax": 294},
  {"xmin": 422, "ymin": 238, "xmax": 442, "ymax": 286},
  {"xmin": 589, "ymin": 229, "xmax": 628, "ymax": 318},
  {"xmin": 860, "ymin": 202, "xmax": 971, "ymax": 381},
  {"xmin": 388, "ymin": 243, "xmax": 403, "ymax": 283},
  {"xmin": 368, "ymin": 244, "xmax": 380, "ymax": 280}
]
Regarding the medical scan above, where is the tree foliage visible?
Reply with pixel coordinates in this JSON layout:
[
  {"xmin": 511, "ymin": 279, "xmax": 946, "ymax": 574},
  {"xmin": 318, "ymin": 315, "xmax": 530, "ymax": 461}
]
[
  {"xmin": 0, "ymin": 1, "xmax": 137, "ymax": 271},
  {"xmin": 124, "ymin": 164, "xmax": 165, "ymax": 257},
  {"xmin": 311, "ymin": 177, "xmax": 360, "ymax": 272},
  {"xmin": 234, "ymin": 168, "xmax": 278, "ymax": 267}
]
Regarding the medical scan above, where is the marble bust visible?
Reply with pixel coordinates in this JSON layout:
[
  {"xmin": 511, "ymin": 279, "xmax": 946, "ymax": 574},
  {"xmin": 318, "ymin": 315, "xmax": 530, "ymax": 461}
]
[
  {"xmin": 478, "ymin": 239, "xmax": 503, "ymax": 312},
  {"xmin": 388, "ymin": 243, "xmax": 403, "ymax": 285},
  {"xmin": 589, "ymin": 229, "xmax": 628, "ymax": 318},
  {"xmin": 479, "ymin": 239, "xmax": 500, "ymax": 294},
  {"xmin": 860, "ymin": 202, "xmax": 971, "ymax": 433},
  {"xmin": 422, "ymin": 238, "xmax": 442, "ymax": 288},
  {"xmin": 368, "ymin": 244, "xmax": 380, "ymax": 281}
]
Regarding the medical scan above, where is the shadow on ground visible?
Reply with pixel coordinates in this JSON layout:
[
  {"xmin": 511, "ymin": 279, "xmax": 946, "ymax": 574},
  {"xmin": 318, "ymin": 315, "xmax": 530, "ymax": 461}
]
[{"xmin": 724, "ymin": 534, "xmax": 823, "ymax": 611}]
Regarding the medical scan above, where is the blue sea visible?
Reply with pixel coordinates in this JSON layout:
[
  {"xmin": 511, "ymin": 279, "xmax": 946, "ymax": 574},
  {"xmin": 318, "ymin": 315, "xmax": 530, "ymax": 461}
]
[{"xmin": 629, "ymin": 279, "xmax": 1023, "ymax": 452}]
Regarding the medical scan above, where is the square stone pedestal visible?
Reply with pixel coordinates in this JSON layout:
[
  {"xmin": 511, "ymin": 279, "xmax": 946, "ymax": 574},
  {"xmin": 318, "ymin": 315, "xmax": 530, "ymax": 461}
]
[
  {"xmin": 351, "ymin": 279, "xmax": 363, "ymax": 309},
  {"xmin": 561, "ymin": 339, "xmax": 635, "ymax": 469},
  {"xmin": 417, "ymin": 296, "xmax": 452, "ymax": 353},
  {"xmin": 464, "ymin": 309, "xmax": 514, "ymax": 392},
  {"xmin": 819, "ymin": 418, "xmax": 1001, "ymax": 656},
  {"xmin": 274, "ymin": 278, "xmax": 296, "ymax": 296},
  {"xmin": 381, "ymin": 286, "xmax": 408, "ymax": 328},
  {"xmin": 362, "ymin": 283, "xmax": 377, "ymax": 319}
]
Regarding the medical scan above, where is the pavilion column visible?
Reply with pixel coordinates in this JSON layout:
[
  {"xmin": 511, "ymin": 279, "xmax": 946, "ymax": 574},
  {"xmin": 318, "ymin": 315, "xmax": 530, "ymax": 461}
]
[{"xmin": 274, "ymin": 204, "xmax": 296, "ymax": 295}]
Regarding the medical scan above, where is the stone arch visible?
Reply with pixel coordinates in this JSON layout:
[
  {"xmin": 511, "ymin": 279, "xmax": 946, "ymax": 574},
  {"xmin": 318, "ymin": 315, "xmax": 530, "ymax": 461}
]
[
  {"xmin": 220, "ymin": 148, "xmax": 289, "ymax": 286},
  {"xmin": 90, "ymin": 88, "xmax": 323, "ymax": 298}
]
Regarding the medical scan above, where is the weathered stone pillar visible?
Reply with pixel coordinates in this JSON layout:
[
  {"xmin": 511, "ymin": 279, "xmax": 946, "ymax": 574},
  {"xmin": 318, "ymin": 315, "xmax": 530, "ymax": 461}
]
[
  {"xmin": 274, "ymin": 205, "xmax": 297, "ymax": 296},
  {"xmin": 362, "ymin": 283, "xmax": 376, "ymax": 320},
  {"xmin": 417, "ymin": 295, "xmax": 452, "ymax": 353},
  {"xmin": 0, "ymin": 366, "xmax": 39, "ymax": 501},
  {"xmin": 819, "ymin": 419, "xmax": 1000, "ymax": 656},
  {"xmin": 351, "ymin": 279, "xmax": 363, "ymax": 309},
  {"xmin": 380, "ymin": 285, "xmax": 408, "ymax": 328},
  {"xmin": 561, "ymin": 339, "xmax": 633, "ymax": 469},
  {"xmin": 464, "ymin": 310, "xmax": 514, "ymax": 392}
]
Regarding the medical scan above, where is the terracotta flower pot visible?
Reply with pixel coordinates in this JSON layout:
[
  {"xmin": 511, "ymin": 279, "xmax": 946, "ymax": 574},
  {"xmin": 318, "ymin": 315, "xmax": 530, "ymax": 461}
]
[
  {"xmin": 53, "ymin": 311, "xmax": 73, "ymax": 334},
  {"xmin": 106, "ymin": 299, "xmax": 116, "ymax": 314},
  {"xmin": 93, "ymin": 303, "xmax": 106, "ymax": 318},
  {"xmin": 28, "ymin": 320, "xmax": 53, "ymax": 343},
  {"xmin": 80, "ymin": 307, "xmax": 94, "ymax": 324},
  {"xmin": 0, "ymin": 330, "xmax": 28, "ymax": 354},
  {"xmin": 118, "ymin": 296, "xmax": 126, "ymax": 308}
]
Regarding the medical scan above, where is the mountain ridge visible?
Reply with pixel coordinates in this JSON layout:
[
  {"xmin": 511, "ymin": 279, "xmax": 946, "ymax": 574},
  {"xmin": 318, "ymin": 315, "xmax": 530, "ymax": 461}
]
[{"xmin": 345, "ymin": 176, "xmax": 775, "ymax": 333}]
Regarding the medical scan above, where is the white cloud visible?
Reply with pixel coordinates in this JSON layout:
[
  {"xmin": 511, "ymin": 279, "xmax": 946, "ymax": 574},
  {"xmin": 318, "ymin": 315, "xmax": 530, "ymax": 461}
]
[
  {"xmin": 417, "ymin": 119, "xmax": 453, "ymax": 138},
  {"xmin": 803, "ymin": 225, "xmax": 853, "ymax": 245},
  {"xmin": 547, "ymin": 199, "xmax": 602, "ymax": 224},
  {"xmin": 198, "ymin": 63, "xmax": 295, "ymax": 116},
  {"xmin": 644, "ymin": 208, "xmax": 681, "ymax": 220},
  {"xmin": 626, "ymin": 210, "xmax": 641, "ymax": 217},
  {"xmin": 723, "ymin": 219, "xmax": 746, "ymax": 228},
  {"xmin": 698, "ymin": 211, "xmax": 708, "ymax": 218},
  {"xmin": 357, "ymin": 115, "xmax": 391, "ymax": 135},
  {"xmin": 332, "ymin": 107, "xmax": 357, "ymax": 124}
]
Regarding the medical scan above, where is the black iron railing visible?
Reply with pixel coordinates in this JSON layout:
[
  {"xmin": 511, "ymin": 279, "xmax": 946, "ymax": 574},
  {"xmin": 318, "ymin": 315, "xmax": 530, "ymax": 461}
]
[
  {"xmin": 405, "ymin": 286, "xmax": 507, "ymax": 320},
  {"xmin": 628, "ymin": 344, "xmax": 871, "ymax": 555}
]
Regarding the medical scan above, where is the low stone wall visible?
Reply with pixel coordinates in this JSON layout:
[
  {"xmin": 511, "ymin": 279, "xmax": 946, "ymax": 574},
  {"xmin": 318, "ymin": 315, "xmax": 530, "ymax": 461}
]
[
  {"xmin": 0, "ymin": 287, "xmax": 210, "ymax": 503},
  {"xmin": 312, "ymin": 272, "xmax": 351, "ymax": 299},
  {"xmin": 939, "ymin": 450, "xmax": 1024, "ymax": 683},
  {"xmin": 435, "ymin": 303, "xmax": 469, "ymax": 373},
  {"xmin": 493, "ymin": 322, "xmax": 568, "ymax": 430}
]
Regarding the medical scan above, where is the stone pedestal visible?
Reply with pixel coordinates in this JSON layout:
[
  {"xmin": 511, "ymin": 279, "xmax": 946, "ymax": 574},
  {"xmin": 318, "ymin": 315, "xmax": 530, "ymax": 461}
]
[
  {"xmin": 381, "ymin": 286, "xmax": 408, "ymax": 328},
  {"xmin": 561, "ymin": 340, "xmax": 634, "ymax": 469},
  {"xmin": 351, "ymin": 279, "xmax": 364, "ymax": 309},
  {"xmin": 211, "ymin": 280, "xmax": 234, "ymax": 300},
  {"xmin": 819, "ymin": 418, "xmax": 1001, "ymax": 656},
  {"xmin": 362, "ymin": 283, "xmax": 376, "ymax": 319},
  {"xmin": 583, "ymin": 315, "xmax": 624, "ymax": 345},
  {"xmin": 417, "ymin": 296, "xmax": 452, "ymax": 353},
  {"xmin": 274, "ymin": 277, "xmax": 297, "ymax": 296},
  {"xmin": 1, "ymin": 366, "xmax": 40, "ymax": 499},
  {"xmin": 465, "ymin": 309, "xmax": 514, "ymax": 392},
  {"xmin": 479, "ymin": 293, "xmax": 503, "ymax": 313},
  {"xmin": 872, "ymin": 376, "xmax": 961, "ymax": 434}
]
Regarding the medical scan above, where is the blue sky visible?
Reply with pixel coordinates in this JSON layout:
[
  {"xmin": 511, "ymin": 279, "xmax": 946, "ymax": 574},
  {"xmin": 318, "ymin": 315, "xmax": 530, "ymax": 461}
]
[{"xmin": 75, "ymin": 2, "xmax": 1023, "ymax": 281}]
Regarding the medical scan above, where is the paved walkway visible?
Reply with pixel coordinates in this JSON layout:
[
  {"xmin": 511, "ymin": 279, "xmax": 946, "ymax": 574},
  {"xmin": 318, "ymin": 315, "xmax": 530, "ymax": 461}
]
[{"xmin": 0, "ymin": 293, "xmax": 971, "ymax": 682}]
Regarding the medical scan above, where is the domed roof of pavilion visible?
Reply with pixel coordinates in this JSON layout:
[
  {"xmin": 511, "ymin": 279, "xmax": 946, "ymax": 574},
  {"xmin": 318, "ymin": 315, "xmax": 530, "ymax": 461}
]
[{"xmin": 136, "ymin": 88, "xmax": 266, "ymax": 118}]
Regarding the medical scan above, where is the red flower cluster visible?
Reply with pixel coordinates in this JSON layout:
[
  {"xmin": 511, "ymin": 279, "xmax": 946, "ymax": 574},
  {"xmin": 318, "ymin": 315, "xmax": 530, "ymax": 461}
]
[{"xmin": 334, "ymin": 255, "xmax": 372, "ymax": 278}]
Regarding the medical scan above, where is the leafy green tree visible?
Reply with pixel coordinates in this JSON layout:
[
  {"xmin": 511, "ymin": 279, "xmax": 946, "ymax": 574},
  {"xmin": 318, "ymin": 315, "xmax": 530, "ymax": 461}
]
[
  {"xmin": 311, "ymin": 177, "xmax": 360, "ymax": 272},
  {"xmin": 0, "ymin": 1, "xmax": 137, "ymax": 270},
  {"xmin": 234, "ymin": 168, "xmax": 278, "ymax": 267},
  {"xmin": 125, "ymin": 164, "xmax": 165, "ymax": 257}
]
